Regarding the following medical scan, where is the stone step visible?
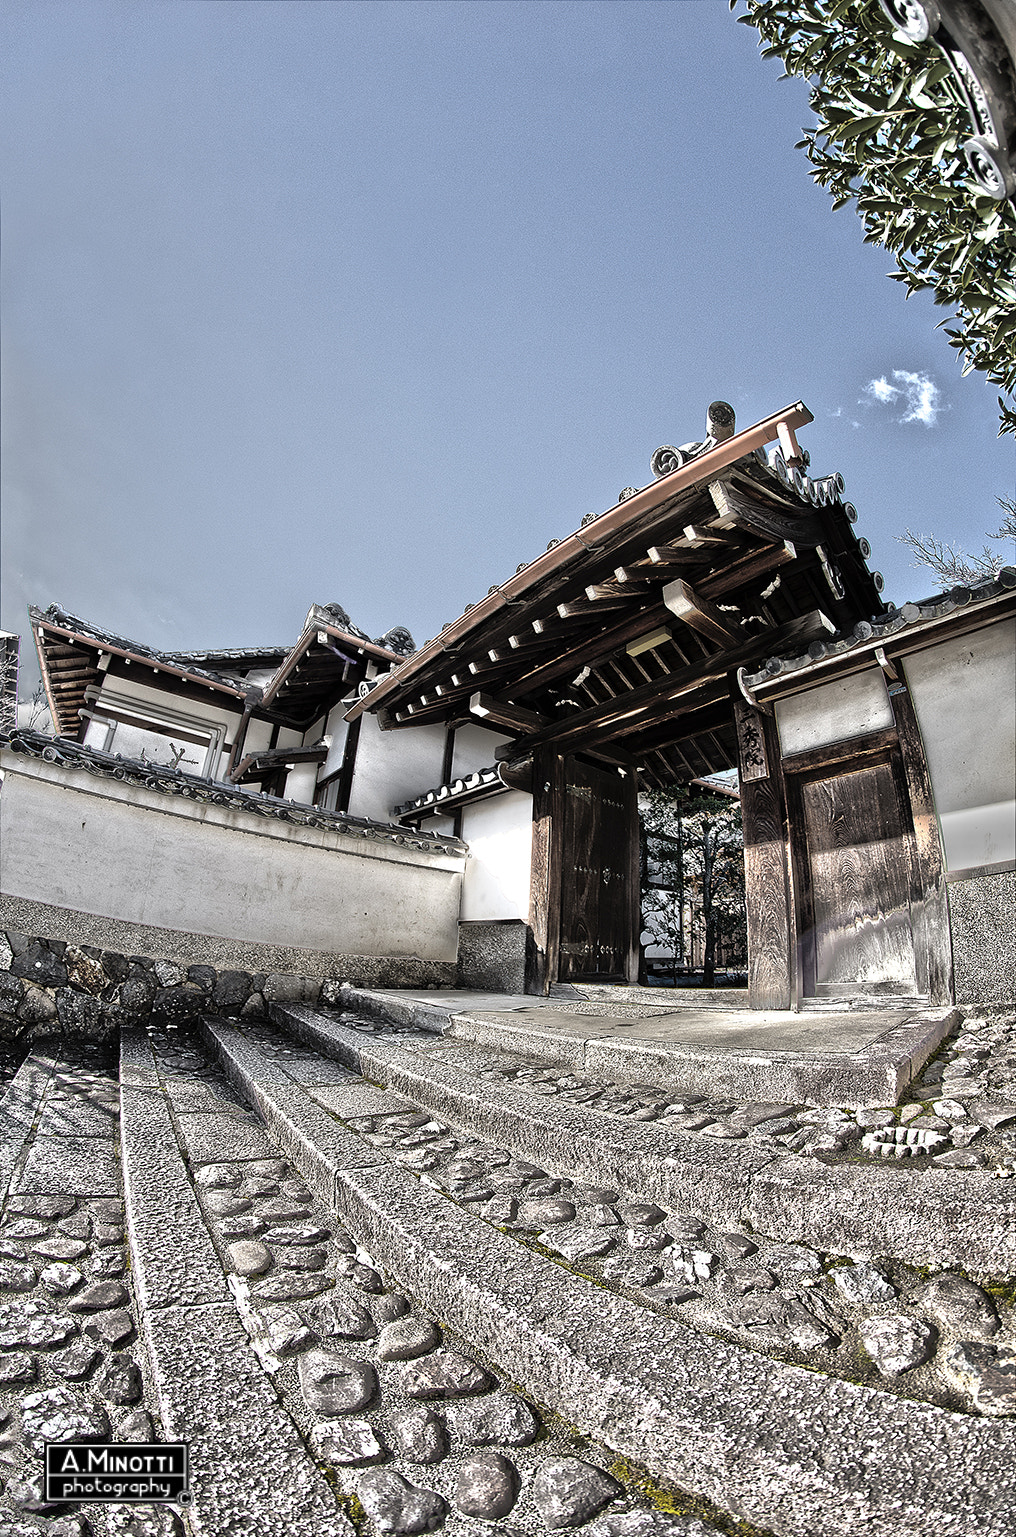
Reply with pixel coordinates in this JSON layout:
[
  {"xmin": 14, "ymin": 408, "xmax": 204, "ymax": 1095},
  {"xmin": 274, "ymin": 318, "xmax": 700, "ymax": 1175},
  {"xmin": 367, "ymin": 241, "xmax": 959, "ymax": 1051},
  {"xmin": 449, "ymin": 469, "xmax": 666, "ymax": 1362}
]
[
  {"xmin": 267, "ymin": 1001, "xmax": 1015, "ymax": 1279},
  {"xmin": 124, "ymin": 1024, "xmax": 727, "ymax": 1537},
  {"xmin": 334, "ymin": 985, "xmax": 957, "ymax": 1110},
  {"xmin": 202, "ymin": 1012, "xmax": 1016, "ymax": 1537}
]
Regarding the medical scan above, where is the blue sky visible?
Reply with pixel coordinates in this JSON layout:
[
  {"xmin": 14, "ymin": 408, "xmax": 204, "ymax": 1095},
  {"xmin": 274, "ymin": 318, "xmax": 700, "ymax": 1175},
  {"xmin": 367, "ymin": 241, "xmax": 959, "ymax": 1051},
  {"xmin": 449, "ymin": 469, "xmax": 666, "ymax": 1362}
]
[{"xmin": 2, "ymin": 0, "xmax": 1013, "ymax": 686}]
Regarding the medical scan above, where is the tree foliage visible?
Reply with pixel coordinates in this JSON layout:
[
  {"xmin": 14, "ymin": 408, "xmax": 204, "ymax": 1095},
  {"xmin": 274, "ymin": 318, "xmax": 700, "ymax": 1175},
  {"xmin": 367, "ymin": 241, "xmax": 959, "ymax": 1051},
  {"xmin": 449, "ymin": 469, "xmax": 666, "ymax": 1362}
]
[
  {"xmin": 640, "ymin": 787, "xmax": 746, "ymax": 988},
  {"xmin": 734, "ymin": 0, "xmax": 1016, "ymax": 435}
]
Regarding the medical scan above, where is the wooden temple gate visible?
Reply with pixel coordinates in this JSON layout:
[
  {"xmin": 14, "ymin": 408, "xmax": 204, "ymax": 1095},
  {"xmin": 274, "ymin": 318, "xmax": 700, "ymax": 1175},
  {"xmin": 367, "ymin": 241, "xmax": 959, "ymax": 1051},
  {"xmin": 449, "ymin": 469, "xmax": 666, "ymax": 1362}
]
[{"xmin": 348, "ymin": 401, "xmax": 954, "ymax": 1006}]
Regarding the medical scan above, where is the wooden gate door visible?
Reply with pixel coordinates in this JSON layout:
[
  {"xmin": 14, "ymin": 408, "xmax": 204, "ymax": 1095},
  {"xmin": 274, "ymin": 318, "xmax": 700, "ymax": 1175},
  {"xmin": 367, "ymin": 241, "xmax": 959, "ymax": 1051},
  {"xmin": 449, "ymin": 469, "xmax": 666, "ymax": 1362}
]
[
  {"xmin": 789, "ymin": 752, "xmax": 919, "ymax": 996},
  {"xmin": 558, "ymin": 757, "xmax": 639, "ymax": 984}
]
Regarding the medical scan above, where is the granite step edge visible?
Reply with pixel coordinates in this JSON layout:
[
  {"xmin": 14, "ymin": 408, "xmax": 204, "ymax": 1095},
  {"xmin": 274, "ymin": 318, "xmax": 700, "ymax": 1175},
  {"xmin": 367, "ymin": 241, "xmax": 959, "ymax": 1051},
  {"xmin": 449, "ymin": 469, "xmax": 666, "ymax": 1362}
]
[
  {"xmin": 269, "ymin": 1003, "xmax": 1016, "ymax": 1279},
  {"xmin": 332, "ymin": 987, "xmax": 957, "ymax": 1109},
  {"xmin": 0, "ymin": 1047, "xmax": 60, "ymax": 1198},
  {"xmin": 202, "ymin": 1016, "xmax": 1016, "ymax": 1537},
  {"xmin": 117, "ymin": 1026, "xmax": 357, "ymax": 1537}
]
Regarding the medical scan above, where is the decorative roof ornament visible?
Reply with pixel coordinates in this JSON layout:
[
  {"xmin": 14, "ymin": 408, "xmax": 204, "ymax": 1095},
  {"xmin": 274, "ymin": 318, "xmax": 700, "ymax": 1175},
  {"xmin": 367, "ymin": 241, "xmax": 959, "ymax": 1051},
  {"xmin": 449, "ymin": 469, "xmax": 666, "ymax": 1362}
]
[
  {"xmin": 373, "ymin": 625, "xmax": 416, "ymax": 659},
  {"xmin": 877, "ymin": 0, "xmax": 1016, "ymax": 199},
  {"xmin": 311, "ymin": 602, "xmax": 370, "ymax": 642},
  {"xmin": 651, "ymin": 401, "xmax": 738, "ymax": 479}
]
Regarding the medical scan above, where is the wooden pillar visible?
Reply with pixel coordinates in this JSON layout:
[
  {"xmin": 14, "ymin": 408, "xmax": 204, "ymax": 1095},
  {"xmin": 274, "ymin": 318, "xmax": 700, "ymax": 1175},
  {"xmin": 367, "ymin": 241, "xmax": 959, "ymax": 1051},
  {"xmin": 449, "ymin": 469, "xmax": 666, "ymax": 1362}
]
[
  {"xmin": 886, "ymin": 677, "xmax": 954, "ymax": 1004},
  {"xmin": 732, "ymin": 690, "xmax": 795, "ymax": 1011},
  {"xmin": 526, "ymin": 749, "xmax": 565, "ymax": 995},
  {"xmin": 622, "ymin": 764, "xmax": 641, "ymax": 985}
]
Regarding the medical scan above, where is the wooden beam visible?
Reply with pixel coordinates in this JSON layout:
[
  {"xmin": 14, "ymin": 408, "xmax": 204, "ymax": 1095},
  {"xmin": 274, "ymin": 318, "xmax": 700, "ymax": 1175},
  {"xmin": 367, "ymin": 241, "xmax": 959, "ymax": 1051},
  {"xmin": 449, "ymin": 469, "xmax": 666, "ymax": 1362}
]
[
  {"xmin": 699, "ymin": 540, "xmax": 797, "ymax": 600},
  {"xmin": 663, "ymin": 579, "xmax": 742, "ymax": 646},
  {"xmin": 496, "ymin": 611, "xmax": 834, "ymax": 760},
  {"xmin": 469, "ymin": 692, "xmax": 547, "ymax": 734},
  {"xmin": 709, "ymin": 480, "xmax": 823, "ymax": 548},
  {"xmin": 502, "ymin": 603, "xmax": 674, "ymax": 699},
  {"xmin": 645, "ymin": 544, "xmax": 717, "ymax": 574},
  {"xmin": 555, "ymin": 595, "xmax": 631, "ymax": 621},
  {"xmin": 732, "ymin": 694, "xmax": 794, "ymax": 1010},
  {"xmin": 682, "ymin": 523, "xmax": 745, "ymax": 546}
]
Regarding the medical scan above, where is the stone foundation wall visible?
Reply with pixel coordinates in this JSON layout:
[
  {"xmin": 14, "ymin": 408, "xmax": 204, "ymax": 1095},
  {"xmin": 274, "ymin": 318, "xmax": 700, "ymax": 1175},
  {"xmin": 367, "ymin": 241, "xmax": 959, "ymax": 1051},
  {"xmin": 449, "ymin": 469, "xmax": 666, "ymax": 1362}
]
[
  {"xmin": 457, "ymin": 919, "xmax": 527, "ymax": 993},
  {"xmin": 0, "ymin": 922, "xmax": 452, "ymax": 1056},
  {"xmin": 947, "ymin": 866, "xmax": 1016, "ymax": 1008}
]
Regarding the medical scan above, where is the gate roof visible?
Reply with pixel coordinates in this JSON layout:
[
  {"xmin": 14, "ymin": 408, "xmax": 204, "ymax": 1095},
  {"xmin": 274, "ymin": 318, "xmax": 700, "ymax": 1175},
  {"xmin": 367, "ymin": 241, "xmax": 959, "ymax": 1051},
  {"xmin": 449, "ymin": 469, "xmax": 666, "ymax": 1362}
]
[{"xmin": 346, "ymin": 401, "xmax": 886, "ymax": 786}]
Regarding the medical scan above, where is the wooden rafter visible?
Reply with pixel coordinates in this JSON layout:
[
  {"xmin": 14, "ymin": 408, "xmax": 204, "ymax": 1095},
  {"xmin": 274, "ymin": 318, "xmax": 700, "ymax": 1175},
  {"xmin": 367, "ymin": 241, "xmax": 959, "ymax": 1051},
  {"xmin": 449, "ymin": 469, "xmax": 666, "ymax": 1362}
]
[{"xmin": 495, "ymin": 610, "xmax": 833, "ymax": 759}]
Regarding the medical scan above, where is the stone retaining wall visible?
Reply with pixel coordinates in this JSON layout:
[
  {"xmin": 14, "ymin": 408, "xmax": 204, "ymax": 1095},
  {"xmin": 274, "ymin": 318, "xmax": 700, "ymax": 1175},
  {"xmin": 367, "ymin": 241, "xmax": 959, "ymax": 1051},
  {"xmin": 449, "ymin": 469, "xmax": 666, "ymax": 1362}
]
[{"xmin": 0, "ymin": 926, "xmax": 347, "ymax": 1052}]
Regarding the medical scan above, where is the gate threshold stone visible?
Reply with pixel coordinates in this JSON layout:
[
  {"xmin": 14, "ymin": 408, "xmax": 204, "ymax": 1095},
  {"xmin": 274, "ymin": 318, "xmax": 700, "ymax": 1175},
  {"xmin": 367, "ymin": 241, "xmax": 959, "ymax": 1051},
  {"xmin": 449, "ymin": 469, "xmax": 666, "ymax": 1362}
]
[
  {"xmin": 338, "ymin": 985, "xmax": 958, "ymax": 1108},
  {"xmin": 269, "ymin": 1003, "xmax": 1014, "ymax": 1278},
  {"xmin": 201, "ymin": 1017, "xmax": 1015, "ymax": 1537}
]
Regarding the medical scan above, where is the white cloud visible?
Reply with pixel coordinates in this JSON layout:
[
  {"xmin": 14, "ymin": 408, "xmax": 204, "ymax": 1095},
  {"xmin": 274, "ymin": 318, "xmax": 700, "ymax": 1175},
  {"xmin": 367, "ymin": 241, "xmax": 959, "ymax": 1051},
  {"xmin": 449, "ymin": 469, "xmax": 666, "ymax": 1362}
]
[{"xmin": 861, "ymin": 369, "xmax": 941, "ymax": 426}]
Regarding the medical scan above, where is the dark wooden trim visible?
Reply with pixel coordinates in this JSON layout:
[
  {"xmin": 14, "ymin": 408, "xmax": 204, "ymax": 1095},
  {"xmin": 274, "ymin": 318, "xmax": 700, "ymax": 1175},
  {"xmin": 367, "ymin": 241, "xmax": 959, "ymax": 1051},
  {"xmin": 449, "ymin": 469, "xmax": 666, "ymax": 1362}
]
[
  {"xmin": 888, "ymin": 681, "xmax": 954, "ymax": 1004},
  {"xmin": 335, "ymin": 714, "xmax": 362, "ymax": 814},
  {"xmin": 226, "ymin": 696, "xmax": 257, "ymax": 778},
  {"xmin": 623, "ymin": 762, "xmax": 641, "ymax": 984},
  {"xmin": 526, "ymin": 749, "xmax": 565, "ymax": 995},
  {"xmin": 732, "ymin": 693, "xmax": 794, "ymax": 1010},
  {"xmin": 441, "ymin": 726, "xmax": 456, "ymax": 786},
  {"xmin": 946, "ymin": 858, "xmax": 1015, "ymax": 882},
  {"xmin": 780, "ymin": 726, "xmax": 900, "ymax": 777}
]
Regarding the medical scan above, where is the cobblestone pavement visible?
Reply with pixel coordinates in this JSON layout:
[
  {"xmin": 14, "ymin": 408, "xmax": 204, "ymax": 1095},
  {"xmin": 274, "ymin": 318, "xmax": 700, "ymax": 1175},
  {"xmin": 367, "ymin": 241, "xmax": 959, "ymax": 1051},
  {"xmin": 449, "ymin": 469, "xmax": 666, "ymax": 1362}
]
[
  {"xmin": 1, "ymin": 1003, "xmax": 1014, "ymax": 1537},
  {"xmin": 244, "ymin": 1011, "xmax": 1015, "ymax": 1417},
  {"xmin": 0, "ymin": 1040, "xmax": 181, "ymax": 1537},
  {"xmin": 333, "ymin": 1005, "xmax": 1016, "ymax": 1174},
  {"xmin": 0, "ymin": 1035, "xmax": 724, "ymax": 1537}
]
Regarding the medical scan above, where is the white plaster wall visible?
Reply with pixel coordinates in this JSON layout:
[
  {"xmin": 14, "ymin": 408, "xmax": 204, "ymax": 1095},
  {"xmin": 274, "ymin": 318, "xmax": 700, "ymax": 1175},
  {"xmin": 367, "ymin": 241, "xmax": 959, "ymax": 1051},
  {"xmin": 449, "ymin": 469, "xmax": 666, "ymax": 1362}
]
[
  {"xmin": 320, "ymin": 701, "xmax": 352, "ymax": 781},
  {"xmin": 244, "ymin": 719, "xmax": 275, "ymax": 755},
  {"xmin": 0, "ymin": 755, "xmax": 464, "ymax": 961},
  {"xmin": 776, "ymin": 668, "xmax": 893, "ymax": 756},
  {"xmin": 904, "ymin": 619, "xmax": 1016, "ymax": 870},
  {"xmin": 451, "ymin": 724, "xmax": 512, "ymax": 778},
  {"xmin": 93, "ymin": 674, "xmax": 241, "ymax": 729},
  {"xmin": 459, "ymin": 791, "xmax": 533, "ymax": 921},
  {"xmin": 284, "ymin": 761, "xmax": 319, "ymax": 804},
  {"xmin": 347, "ymin": 716, "xmax": 446, "ymax": 822},
  {"xmin": 85, "ymin": 677, "xmax": 241, "ymax": 778}
]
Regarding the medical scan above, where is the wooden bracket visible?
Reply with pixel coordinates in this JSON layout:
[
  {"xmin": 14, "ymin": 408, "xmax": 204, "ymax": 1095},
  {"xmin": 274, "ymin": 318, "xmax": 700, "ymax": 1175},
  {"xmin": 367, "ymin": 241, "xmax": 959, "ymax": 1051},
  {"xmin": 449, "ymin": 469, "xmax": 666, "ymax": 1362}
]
[{"xmin": 662, "ymin": 578, "xmax": 741, "ymax": 646}]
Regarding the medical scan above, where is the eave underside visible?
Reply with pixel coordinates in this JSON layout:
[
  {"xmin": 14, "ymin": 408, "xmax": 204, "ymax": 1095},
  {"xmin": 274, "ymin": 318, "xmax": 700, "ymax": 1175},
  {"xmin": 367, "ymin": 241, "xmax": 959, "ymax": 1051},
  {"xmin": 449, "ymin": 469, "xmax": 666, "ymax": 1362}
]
[{"xmin": 361, "ymin": 461, "xmax": 883, "ymax": 788}]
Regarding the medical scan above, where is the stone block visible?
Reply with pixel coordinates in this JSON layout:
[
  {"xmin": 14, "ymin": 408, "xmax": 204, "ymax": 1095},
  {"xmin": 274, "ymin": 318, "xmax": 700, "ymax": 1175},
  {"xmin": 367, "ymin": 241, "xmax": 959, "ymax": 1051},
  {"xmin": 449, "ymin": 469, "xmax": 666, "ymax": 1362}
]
[
  {"xmin": 11, "ymin": 941, "xmax": 67, "ymax": 988},
  {"xmin": 264, "ymin": 973, "xmax": 322, "ymax": 1005},
  {"xmin": 211, "ymin": 969, "xmax": 253, "ymax": 1010},
  {"xmin": 457, "ymin": 920, "xmax": 527, "ymax": 994},
  {"xmin": 64, "ymin": 947, "xmax": 106, "ymax": 995},
  {"xmin": 151, "ymin": 983, "xmax": 206, "ymax": 1027},
  {"xmin": 55, "ymin": 987, "xmax": 104, "ymax": 1037},
  {"xmin": 187, "ymin": 965, "xmax": 218, "ymax": 992},
  {"xmin": 17, "ymin": 984, "xmax": 58, "ymax": 1026}
]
